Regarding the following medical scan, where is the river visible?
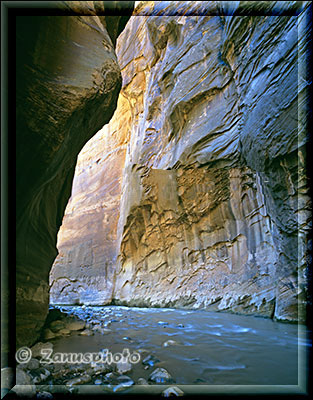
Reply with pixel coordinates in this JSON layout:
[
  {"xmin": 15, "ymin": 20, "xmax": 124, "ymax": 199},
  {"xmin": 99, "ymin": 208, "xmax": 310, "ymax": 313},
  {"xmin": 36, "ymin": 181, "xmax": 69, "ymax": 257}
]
[{"xmin": 41, "ymin": 305, "xmax": 309, "ymax": 395}]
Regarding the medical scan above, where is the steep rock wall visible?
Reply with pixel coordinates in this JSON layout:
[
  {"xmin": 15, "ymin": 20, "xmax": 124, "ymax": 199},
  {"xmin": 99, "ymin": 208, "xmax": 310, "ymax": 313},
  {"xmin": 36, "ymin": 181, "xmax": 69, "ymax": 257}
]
[
  {"xmin": 50, "ymin": 1, "xmax": 311, "ymax": 322},
  {"xmin": 49, "ymin": 93, "xmax": 131, "ymax": 305},
  {"xmin": 16, "ymin": 2, "xmax": 133, "ymax": 347}
]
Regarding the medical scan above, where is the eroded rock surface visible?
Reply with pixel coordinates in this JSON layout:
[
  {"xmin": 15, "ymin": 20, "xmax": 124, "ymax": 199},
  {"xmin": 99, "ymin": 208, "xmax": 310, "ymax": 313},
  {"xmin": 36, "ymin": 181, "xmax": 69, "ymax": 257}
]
[
  {"xmin": 50, "ymin": 1, "xmax": 311, "ymax": 322},
  {"xmin": 16, "ymin": 2, "xmax": 133, "ymax": 347}
]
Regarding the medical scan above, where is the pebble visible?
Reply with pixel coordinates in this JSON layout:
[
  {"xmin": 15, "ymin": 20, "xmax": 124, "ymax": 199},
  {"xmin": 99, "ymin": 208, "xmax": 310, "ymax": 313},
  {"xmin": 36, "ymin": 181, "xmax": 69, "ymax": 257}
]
[
  {"xmin": 58, "ymin": 328, "xmax": 71, "ymax": 335},
  {"xmin": 88, "ymin": 362, "xmax": 111, "ymax": 376},
  {"xmin": 17, "ymin": 358, "xmax": 40, "ymax": 371},
  {"xmin": 162, "ymin": 386, "xmax": 184, "ymax": 397},
  {"xmin": 104, "ymin": 372, "xmax": 116, "ymax": 380},
  {"xmin": 117, "ymin": 375, "xmax": 134, "ymax": 385},
  {"xmin": 66, "ymin": 320, "xmax": 85, "ymax": 331},
  {"xmin": 79, "ymin": 329, "xmax": 94, "ymax": 336},
  {"xmin": 110, "ymin": 375, "xmax": 134, "ymax": 392},
  {"xmin": 113, "ymin": 381, "xmax": 133, "ymax": 392},
  {"xmin": 116, "ymin": 361, "xmax": 132, "ymax": 374},
  {"xmin": 149, "ymin": 367, "xmax": 173, "ymax": 384},
  {"xmin": 162, "ymin": 339, "xmax": 179, "ymax": 347},
  {"xmin": 49, "ymin": 320, "xmax": 65, "ymax": 332},
  {"xmin": 137, "ymin": 348, "xmax": 149, "ymax": 355},
  {"xmin": 142, "ymin": 354, "xmax": 160, "ymax": 368},
  {"xmin": 29, "ymin": 367, "xmax": 51, "ymax": 384},
  {"xmin": 66, "ymin": 374, "xmax": 91, "ymax": 386},
  {"xmin": 94, "ymin": 378, "xmax": 102, "ymax": 385},
  {"xmin": 98, "ymin": 328, "xmax": 112, "ymax": 335},
  {"xmin": 137, "ymin": 377, "xmax": 149, "ymax": 385},
  {"xmin": 31, "ymin": 342, "xmax": 53, "ymax": 358}
]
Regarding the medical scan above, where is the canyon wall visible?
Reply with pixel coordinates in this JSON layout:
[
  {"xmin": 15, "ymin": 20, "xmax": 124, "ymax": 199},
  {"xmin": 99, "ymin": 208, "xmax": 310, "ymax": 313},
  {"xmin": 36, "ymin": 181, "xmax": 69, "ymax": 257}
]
[
  {"xmin": 15, "ymin": 2, "xmax": 133, "ymax": 347},
  {"xmin": 50, "ymin": 1, "xmax": 311, "ymax": 322}
]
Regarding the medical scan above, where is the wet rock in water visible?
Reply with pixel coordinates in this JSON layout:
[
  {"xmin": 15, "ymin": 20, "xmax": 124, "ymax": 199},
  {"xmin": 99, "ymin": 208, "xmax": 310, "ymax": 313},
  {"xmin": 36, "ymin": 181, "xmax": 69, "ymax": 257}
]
[
  {"xmin": 137, "ymin": 377, "xmax": 149, "ymax": 385},
  {"xmin": 162, "ymin": 340, "xmax": 179, "ymax": 347},
  {"xmin": 36, "ymin": 391, "xmax": 54, "ymax": 399},
  {"xmin": 66, "ymin": 374, "xmax": 91, "ymax": 386},
  {"xmin": 162, "ymin": 386, "xmax": 184, "ymax": 397},
  {"xmin": 94, "ymin": 327, "xmax": 112, "ymax": 335},
  {"xmin": 49, "ymin": 320, "xmax": 65, "ymax": 333},
  {"xmin": 142, "ymin": 354, "xmax": 160, "ymax": 368},
  {"xmin": 17, "ymin": 358, "xmax": 40, "ymax": 371},
  {"xmin": 102, "ymin": 374, "xmax": 134, "ymax": 392},
  {"xmin": 101, "ymin": 328, "xmax": 112, "ymax": 334},
  {"xmin": 88, "ymin": 362, "xmax": 111, "ymax": 376},
  {"xmin": 113, "ymin": 378, "xmax": 134, "ymax": 392},
  {"xmin": 177, "ymin": 324, "xmax": 184, "ymax": 328},
  {"xmin": 137, "ymin": 348, "xmax": 149, "ymax": 355},
  {"xmin": 79, "ymin": 329, "xmax": 94, "ymax": 336},
  {"xmin": 94, "ymin": 378, "xmax": 102, "ymax": 385},
  {"xmin": 122, "ymin": 336, "xmax": 132, "ymax": 341},
  {"xmin": 29, "ymin": 367, "xmax": 51, "ymax": 384},
  {"xmin": 52, "ymin": 362, "xmax": 79, "ymax": 377},
  {"xmin": 104, "ymin": 372, "xmax": 117, "ymax": 381},
  {"xmin": 66, "ymin": 320, "xmax": 86, "ymax": 331},
  {"xmin": 31, "ymin": 342, "xmax": 53, "ymax": 358},
  {"xmin": 116, "ymin": 361, "xmax": 132, "ymax": 374},
  {"xmin": 27, "ymin": 358, "xmax": 40, "ymax": 370},
  {"xmin": 43, "ymin": 329, "xmax": 55, "ymax": 340},
  {"xmin": 149, "ymin": 368, "xmax": 173, "ymax": 384},
  {"xmin": 102, "ymin": 372, "xmax": 119, "ymax": 388}
]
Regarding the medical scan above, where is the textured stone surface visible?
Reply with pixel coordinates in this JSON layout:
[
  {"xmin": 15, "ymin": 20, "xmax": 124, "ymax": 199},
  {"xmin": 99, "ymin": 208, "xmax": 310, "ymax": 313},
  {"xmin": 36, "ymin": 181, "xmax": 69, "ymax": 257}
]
[
  {"xmin": 49, "ymin": 92, "xmax": 131, "ymax": 304},
  {"xmin": 50, "ymin": 1, "xmax": 310, "ymax": 322},
  {"xmin": 15, "ymin": 2, "xmax": 133, "ymax": 348}
]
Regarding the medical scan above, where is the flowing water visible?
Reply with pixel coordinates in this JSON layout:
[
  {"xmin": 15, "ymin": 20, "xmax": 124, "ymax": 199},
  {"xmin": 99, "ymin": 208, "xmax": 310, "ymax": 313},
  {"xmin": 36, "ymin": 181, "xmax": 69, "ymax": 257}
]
[{"xmin": 48, "ymin": 305, "xmax": 309, "ymax": 394}]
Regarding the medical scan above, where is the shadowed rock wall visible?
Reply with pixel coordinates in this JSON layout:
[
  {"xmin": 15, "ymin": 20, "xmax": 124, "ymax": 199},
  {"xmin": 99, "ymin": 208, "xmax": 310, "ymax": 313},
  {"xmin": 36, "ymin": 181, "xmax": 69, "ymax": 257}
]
[
  {"xmin": 50, "ymin": 1, "xmax": 311, "ymax": 322},
  {"xmin": 16, "ymin": 2, "xmax": 133, "ymax": 347}
]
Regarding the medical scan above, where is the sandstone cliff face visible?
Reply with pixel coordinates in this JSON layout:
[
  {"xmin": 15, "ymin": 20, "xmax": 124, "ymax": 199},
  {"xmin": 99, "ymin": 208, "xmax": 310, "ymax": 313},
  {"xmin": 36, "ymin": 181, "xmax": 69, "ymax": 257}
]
[
  {"xmin": 49, "ymin": 93, "xmax": 131, "ymax": 305},
  {"xmin": 50, "ymin": 1, "xmax": 310, "ymax": 322},
  {"xmin": 16, "ymin": 2, "xmax": 133, "ymax": 347}
]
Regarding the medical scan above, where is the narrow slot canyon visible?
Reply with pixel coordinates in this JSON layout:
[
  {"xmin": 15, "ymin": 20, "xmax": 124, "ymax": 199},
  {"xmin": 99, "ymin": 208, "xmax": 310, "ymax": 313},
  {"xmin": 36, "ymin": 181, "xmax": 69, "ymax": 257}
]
[{"xmin": 8, "ymin": 1, "xmax": 312, "ymax": 398}]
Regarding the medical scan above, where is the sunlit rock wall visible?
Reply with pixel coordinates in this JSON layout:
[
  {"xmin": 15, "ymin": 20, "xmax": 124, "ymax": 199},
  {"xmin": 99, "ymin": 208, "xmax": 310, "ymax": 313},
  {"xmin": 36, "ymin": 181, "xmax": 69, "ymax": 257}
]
[
  {"xmin": 49, "ymin": 93, "xmax": 131, "ymax": 305},
  {"xmin": 50, "ymin": 1, "xmax": 311, "ymax": 322}
]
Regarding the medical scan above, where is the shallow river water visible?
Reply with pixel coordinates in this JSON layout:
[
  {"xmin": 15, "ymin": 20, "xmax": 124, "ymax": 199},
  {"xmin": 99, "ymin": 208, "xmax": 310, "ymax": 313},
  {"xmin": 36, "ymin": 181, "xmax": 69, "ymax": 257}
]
[{"xmin": 47, "ymin": 305, "xmax": 309, "ymax": 395}]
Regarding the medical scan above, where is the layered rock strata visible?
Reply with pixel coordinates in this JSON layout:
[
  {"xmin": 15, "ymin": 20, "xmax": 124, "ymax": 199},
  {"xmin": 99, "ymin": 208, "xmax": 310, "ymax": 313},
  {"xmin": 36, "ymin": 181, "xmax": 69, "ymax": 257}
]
[
  {"xmin": 15, "ymin": 2, "xmax": 133, "ymax": 347},
  {"xmin": 50, "ymin": 1, "xmax": 311, "ymax": 322}
]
